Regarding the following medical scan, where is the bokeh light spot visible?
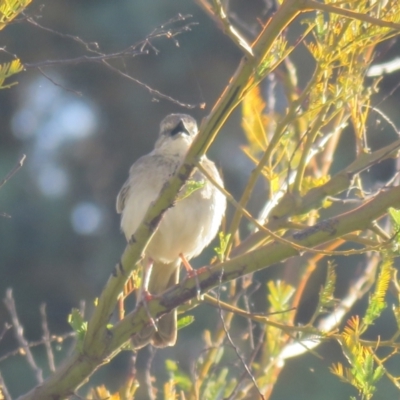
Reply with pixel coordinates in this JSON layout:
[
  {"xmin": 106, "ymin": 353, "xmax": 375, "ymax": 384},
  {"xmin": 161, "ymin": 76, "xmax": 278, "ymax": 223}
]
[
  {"xmin": 70, "ymin": 202, "xmax": 103, "ymax": 235},
  {"xmin": 37, "ymin": 164, "xmax": 69, "ymax": 197}
]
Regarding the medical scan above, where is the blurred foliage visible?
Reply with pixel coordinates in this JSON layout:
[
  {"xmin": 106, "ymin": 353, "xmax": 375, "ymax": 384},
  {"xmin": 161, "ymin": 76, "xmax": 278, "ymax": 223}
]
[
  {"xmin": 0, "ymin": 0, "xmax": 31, "ymax": 30},
  {"xmin": 0, "ymin": 0, "xmax": 27, "ymax": 89},
  {"xmin": 0, "ymin": 59, "xmax": 23, "ymax": 89}
]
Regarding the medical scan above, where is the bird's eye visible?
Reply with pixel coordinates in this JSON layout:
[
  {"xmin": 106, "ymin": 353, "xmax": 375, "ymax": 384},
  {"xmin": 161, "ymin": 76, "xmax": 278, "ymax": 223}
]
[{"xmin": 170, "ymin": 120, "xmax": 189, "ymax": 136}]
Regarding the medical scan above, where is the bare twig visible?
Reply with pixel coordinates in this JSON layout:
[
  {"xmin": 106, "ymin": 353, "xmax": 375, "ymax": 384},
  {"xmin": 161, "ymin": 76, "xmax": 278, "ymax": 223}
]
[
  {"xmin": 0, "ymin": 332, "xmax": 75, "ymax": 364},
  {"xmin": 39, "ymin": 304, "xmax": 56, "ymax": 373},
  {"xmin": 21, "ymin": 11, "xmax": 102, "ymax": 54},
  {"xmin": 37, "ymin": 67, "xmax": 83, "ymax": 97},
  {"xmin": 0, "ymin": 154, "xmax": 26, "ymax": 190},
  {"xmin": 21, "ymin": 11, "xmax": 200, "ymax": 107},
  {"xmin": 0, "ymin": 323, "xmax": 11, "ymax": 342},
  {"xmin": 102, "ymin": 60, "xmax": 198, "ymax": 109},
  {"xmin": 3, "ymin": 289, "xmax": 43, "ymax": 383},
  {"xmin": 144, "ymin": 346, "xmax": 156, "ymax": 400},
  {"xmin": 242, "ymin": 289, "xmax": 255, "ymax": 350},
  {"xmin": 216, "ymin": 271, "xmax": 265, "ymax": 400},
  {"xmin": 22, "ymin": 12, "xmax": 195, "ymax": 55},
  {"xmin": 0, "ymin": 371, "xmax": 12, "ymax": 400},
  {"xmin": 24, "ymin": 48, "xmax": 147, "ymax": 69},
  {"xmin": 226, "ymin": 331, "xmax": 265, "ymax": 400}
]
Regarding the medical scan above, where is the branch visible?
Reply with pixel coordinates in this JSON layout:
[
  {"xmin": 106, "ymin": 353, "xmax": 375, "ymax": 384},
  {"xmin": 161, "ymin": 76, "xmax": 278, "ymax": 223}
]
[
  {"xmin": 101, "ymin": 60, "xmax": 198, "ymax": 109},
  {"xmin": 195, "ymin": 0, "xmax": 254, "ymax": 57},
  {"xmin": 110, "ymin": 184, "xmax": 400, "ymax": 349},
  {"xmin": 233, "ymin": 137, "xmax": 400, "ymax": 257},
  {"xmin": 0, "ymin": 154, "xmax": 26, "ymax": 190},
  {"xmin": 23, "ymin": 48, "xmax": 147, "ymax": 68},
  {"xmin": 20, "ymin": 11, "xmax": 200, "ymax": 107},
  {"xmin": 20, "ymin": 180, "xmax": 400, "ymax": 400},
  {"xmin": 0, "ymin": 332, "xmax": 75, "ymax": 364},
  {"xmin": 306, "ymin": 0, "xmax": 400, "ymax": 31},
  {"xmin": 40, "ymin": 304, "xmax": 56, "ymax": 373},
  {"xmin": 215, "ymin": 277, "xmax": 264, "ymax": 399}
]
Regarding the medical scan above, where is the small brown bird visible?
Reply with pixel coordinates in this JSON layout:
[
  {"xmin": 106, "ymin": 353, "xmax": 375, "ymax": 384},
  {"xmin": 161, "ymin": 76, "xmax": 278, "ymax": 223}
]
[{"xmin": 116, "ymin": 114, "xmax": 226, "ymax": 347}]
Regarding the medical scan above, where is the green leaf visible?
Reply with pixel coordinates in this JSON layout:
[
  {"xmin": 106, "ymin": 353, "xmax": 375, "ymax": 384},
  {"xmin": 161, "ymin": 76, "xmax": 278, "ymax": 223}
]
[
  {"xmin": 319, "ymin": 261, "xmax": 337, "ymax": 309},
  {"xmin": 388, "ymin": 207, "xmax": 400, "ymax": 226},
  {"xmin": 68, "ymin": 308, "xmax": 87, "ymax": 351},
  {"xmin": 267, "ymin": 280, "xmax": 295, "ymax": 313},
  {"xmin": 178, "ymin": 179, "xmax": 205, "ymax": 201},
  {"xmin": 177, "ymin": 315, "xmax": 194, "ymax": 330},
  {"xmin": 165, "ymin": 359, "xmax": 178, "ymax": 372},
  {"xmin": 389, "ymin": 207, "xmax": 400, "ymax": 252},
  {"xmin": 214, "ymin": 231, "xmax": 231, "ymax": 262},
  {"xmin": 371, "ymin": 365, "xmax": 385, "ymax": 384},
  {"xmin": 165, "ymin": 359, "xmax": 192, "ymax": 391},
  {"xmin": 363, "ymin": 257, "xmax": 392, "ymax": 327},
  {"xmin": 0, "ymin": 59, "xmax": 24, "ymax": 89},
  {"xmin": 202, "ymin": 368, "xmax": 230, "ymax": 400}
]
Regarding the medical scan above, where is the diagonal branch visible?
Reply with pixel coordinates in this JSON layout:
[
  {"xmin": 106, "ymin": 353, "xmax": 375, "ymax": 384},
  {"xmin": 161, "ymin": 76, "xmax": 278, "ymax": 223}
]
[{"xmin": 110, "ymin": 183, "xmax": 400, "ymax": 350}]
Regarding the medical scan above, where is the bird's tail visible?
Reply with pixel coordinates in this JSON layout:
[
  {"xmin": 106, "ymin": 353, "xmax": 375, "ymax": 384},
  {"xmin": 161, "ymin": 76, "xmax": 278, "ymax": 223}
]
[{"xmin": 131, "ymin": 259, "xmax": 179, "ymax": 349}]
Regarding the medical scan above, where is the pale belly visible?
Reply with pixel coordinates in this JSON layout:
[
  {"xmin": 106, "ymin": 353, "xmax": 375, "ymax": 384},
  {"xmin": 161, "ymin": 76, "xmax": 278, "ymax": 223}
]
[
  {"xmin": 120, "ymin": 157, "xmax": 225, "ymax": 264},
  {"xmin": 146, "ymin": 190, "xmax": 222, "ymax": 263}
]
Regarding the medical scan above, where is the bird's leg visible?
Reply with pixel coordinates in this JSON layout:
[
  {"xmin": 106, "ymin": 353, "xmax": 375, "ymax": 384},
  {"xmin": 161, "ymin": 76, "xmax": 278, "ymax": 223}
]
[
  {"xmin": 140, "ymin": 258, "xmax": 158, "ymax": 331},
  {"xmin": 179, "ymin": 253, "xmax": 202, "ymax": 300}
]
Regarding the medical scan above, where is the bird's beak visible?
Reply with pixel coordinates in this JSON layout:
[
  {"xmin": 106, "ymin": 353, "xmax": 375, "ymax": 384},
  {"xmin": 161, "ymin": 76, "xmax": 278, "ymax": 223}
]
[{"xmin": 170, "ymin": 120, "xmax": 190, "ymax": 137}]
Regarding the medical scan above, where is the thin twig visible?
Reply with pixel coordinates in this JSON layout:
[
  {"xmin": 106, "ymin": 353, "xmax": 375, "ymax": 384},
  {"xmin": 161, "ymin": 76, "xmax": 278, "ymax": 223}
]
[
  {"xmin": 242, "ymin": 287, "xmax": 255, "ymax": 350},
  {"xmin": 0, "ymin": 154, "xmax": 26, "ymax": 190},
  {"xmin": 0, "ymin": 371, "xmax": 12, "ymax": 400},
  {"xmin": 37, "ymin": 68, "xmax": 83, "ymax": 97},
  {"xmin": 24, "ymin": 48, "xmax": 147, "ymax": 69},
  {"xmin": 226, "ymin": 331, "xmax": 265, "ymax": 400},
  {"xmin": 22, "ymin": 12, "xmax": 195, "ymax": 55},
  {"xmin": 129, "ymin": 351, "xmax": 137, "ymax": 383},
  {"xmin": 21, "ymin": 11, "xmax": 200, "ymax": 107},
  {"xmin": 144, "ymin": 346, "xmax": 156, "ymax": 400},
  {"xmin": 40, "ymin": 304, "xmax": 56, "ymax": 373},
  {"xmin": 3, "ymin": 289, "xmax": 43, "ymax": 383},
  {"xmin": 0, "ymin": 323, "xmax": 11, "ymax": 342},
  {"xmin": 21, "ymin": 12, "xmax": 102, "ymax": 54},
  {"xmin": 216, "ymin": 270, "xmax": 265, "ymax": 400},
  {"xmin": 102, "ymin": 60, "xmax": 198, "ymax": 109},
  {"xmin": 0, "ymin": 332, "xmax": 75, "ymax": 364}
]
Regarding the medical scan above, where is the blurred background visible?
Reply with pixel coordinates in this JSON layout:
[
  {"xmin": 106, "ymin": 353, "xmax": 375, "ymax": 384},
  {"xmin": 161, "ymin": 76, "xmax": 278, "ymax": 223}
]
[{"xmin": 0, "ymin": 0, "xmax": 400, "ymax": 398}]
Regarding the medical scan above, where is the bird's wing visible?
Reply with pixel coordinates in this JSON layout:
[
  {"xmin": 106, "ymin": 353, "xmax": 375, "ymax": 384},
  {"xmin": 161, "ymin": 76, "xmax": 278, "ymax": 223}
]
[{"xmin": 116, "ymin": 155, "xmax": 151, "ymax": 214}]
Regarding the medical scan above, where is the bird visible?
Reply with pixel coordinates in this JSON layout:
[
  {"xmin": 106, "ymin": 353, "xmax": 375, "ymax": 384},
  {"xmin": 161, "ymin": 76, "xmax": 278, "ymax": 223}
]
[{"xmin": 116, "ymin": 113, "xmax": 226, "ymax": 348}]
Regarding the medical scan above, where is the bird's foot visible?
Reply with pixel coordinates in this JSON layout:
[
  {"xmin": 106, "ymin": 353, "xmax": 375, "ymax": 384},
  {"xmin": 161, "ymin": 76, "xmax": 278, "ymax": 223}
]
[{"xmin": 180, "ymin": 253, "xmax": 202, "ymax": 300}]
